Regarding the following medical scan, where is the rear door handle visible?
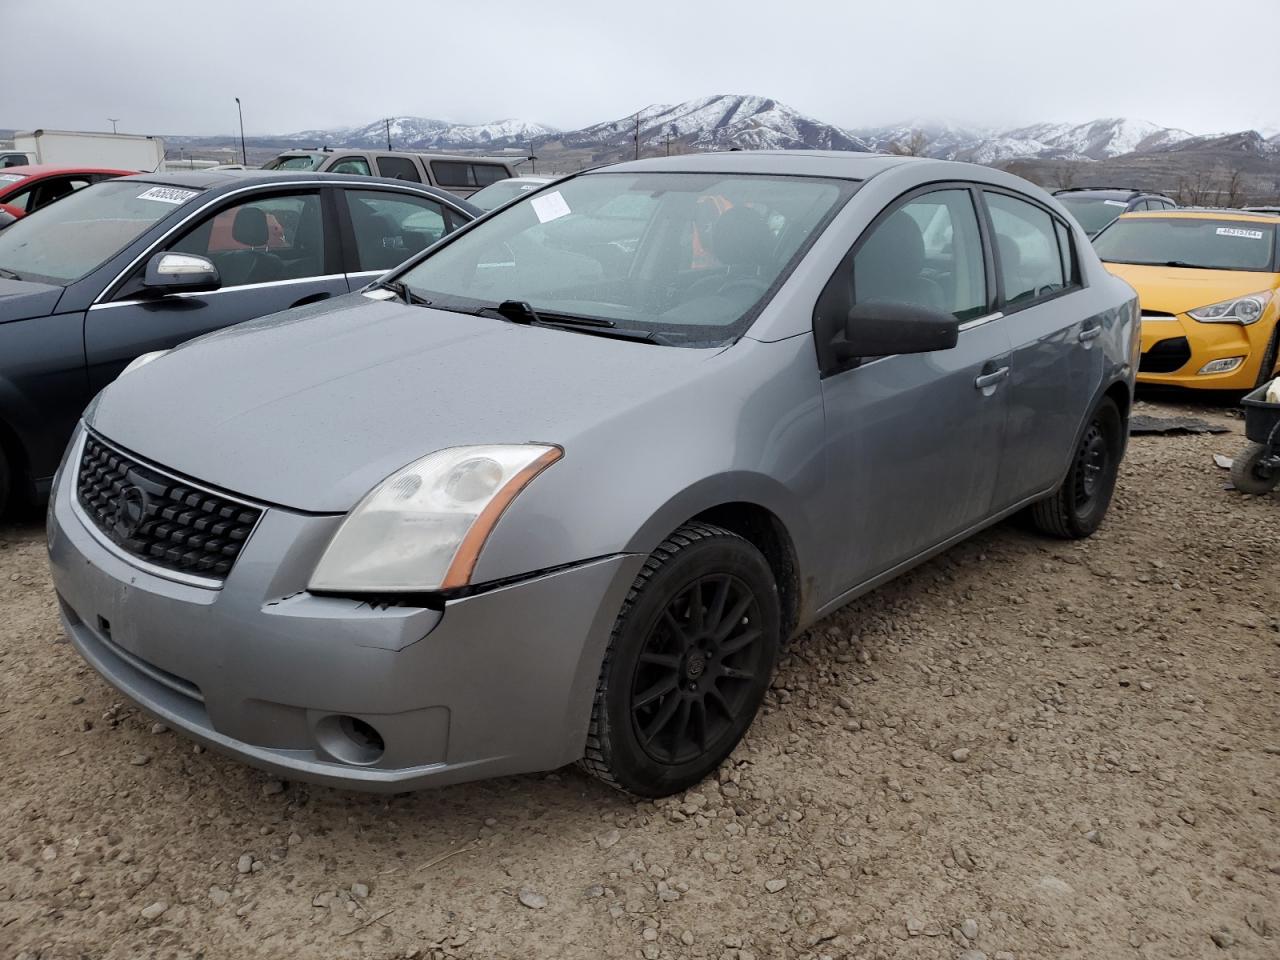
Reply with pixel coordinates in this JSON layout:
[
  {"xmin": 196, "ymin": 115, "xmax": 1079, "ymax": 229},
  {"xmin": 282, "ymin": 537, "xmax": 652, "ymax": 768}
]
[
  {"xmin": 1079, "ymin": 325, "xmax": 1102, "ymax": 342},
  {"xmin": 974, "ymin": 366, "xmax": 1010, "ymax": 390}
]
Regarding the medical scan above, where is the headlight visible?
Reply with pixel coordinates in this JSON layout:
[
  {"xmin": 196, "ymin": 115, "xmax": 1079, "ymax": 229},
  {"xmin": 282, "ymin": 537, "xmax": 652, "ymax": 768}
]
[
  {"xmin": 119, "ymin": 349, "xmax": 170, "ymax": 377},
  {"xmin": 309, "ymin": 444, "xmax": 562, "ymax": 593},
  {"xmin": 1187, "ymin": 291, "xmax": 1272, "ymax": 325}
]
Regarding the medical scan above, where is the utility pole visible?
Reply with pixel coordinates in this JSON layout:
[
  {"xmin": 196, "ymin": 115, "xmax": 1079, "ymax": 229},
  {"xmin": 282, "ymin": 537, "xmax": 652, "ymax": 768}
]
[
  {"xmin": 528, "ymin": 141, "xmax": 537, "ymax": 175},
  {"xmin": 234, "ymin": 98, "xmax": 247, "ymax": 165},
  {"xmin": 665, "ymin": 132, "xmax": 671, "ymax": 156},
  {"xmin": 108, "ymin": 118, "xmax": 120, "ymax": 134},
  {"xmin": 385, "ymin": 118, "xmax": 392, "ymax": 151},
  {"xmin": 634, "ymin": 113, "xmax": 641, "ymax": 160}
]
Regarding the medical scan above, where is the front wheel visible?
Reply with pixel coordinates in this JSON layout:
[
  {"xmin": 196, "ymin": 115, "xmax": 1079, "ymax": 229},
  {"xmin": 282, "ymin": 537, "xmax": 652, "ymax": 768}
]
[
  {"xmin": 580, "ymin": 523, "xmax": 780, "ymax": 797},
  {"xmin": 1029, "ymin": 397, "xmax": 1124, "ymax": 539},
  {"xmin": 1230, "ymin": 442, "xmax": 1280, "ymax": 495}
]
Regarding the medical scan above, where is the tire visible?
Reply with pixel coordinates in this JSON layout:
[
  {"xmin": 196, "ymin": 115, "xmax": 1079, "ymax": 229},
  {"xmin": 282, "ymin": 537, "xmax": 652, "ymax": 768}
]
[
  {"xmin": 580, "ymin": 522, "xmax": 780, "ymax": 797},
  {"xmin": 1254, "ymin": 323, "xmax": 1280, "ymax": 389},
  {"xmin": 1230, "ymin": 442, "xmax": 1280, "ymax": 495},
  {"xmin": 1030, "ymin": 397, "xmax": 1124, "ymax": 539},
  {"xmin": 0, "ymin": 444, "xmax": 9, "ymax": 520}
]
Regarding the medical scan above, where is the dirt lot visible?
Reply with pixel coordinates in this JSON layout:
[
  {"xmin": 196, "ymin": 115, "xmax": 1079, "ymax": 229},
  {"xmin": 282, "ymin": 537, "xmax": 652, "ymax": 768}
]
[{"xmin": 1, "ymin": 397, "xmax": 1277, "ymax": 960}]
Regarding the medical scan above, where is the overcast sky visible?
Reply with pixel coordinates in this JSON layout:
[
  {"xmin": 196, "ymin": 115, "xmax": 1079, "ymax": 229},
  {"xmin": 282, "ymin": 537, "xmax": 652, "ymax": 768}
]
[{"xmin": 3, "ymin": 0, "xmax": 1277, "ymax": 137}]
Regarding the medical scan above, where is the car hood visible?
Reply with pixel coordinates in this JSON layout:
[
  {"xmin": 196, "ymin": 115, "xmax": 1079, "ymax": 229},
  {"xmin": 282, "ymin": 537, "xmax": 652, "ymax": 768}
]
[
  {"xmin": 0, "ymin": 276, "xmax": 63, "ymax": 323},
  {"xmin": 90, "ymin": 295, "xmax": 722, "ymax": 512},
  {"xmin": 1103, "ymin": 262, "xmax": 1280, "ymax": 315}
]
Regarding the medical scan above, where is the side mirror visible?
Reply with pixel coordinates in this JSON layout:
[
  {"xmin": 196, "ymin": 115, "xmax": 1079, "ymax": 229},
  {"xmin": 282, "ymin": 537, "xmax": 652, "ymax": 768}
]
[
  {"xmin": 143, "ymin": 252, "xmax": 220, "ymax": 294},
  {"xmin": 837, "ymin": 301, "xmax": 960, "ymax": 361}
]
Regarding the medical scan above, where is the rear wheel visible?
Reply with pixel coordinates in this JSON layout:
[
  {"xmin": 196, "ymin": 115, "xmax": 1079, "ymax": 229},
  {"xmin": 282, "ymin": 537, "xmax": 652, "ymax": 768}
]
[
  {"xmin": 1230, "ymin": 442, "xmax": 1280, "ymax": 495},
  {"xmin": 1029, "ymin": 397, "xmax": 1124, "ymax": 539},
  {"xmin": 580, "ymin": 523, "xmax": 780, "ymax": 797}
]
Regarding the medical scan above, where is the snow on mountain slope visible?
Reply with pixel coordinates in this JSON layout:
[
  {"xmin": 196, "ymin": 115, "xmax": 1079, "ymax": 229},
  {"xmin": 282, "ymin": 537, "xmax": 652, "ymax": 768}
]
[{"xmin": 286, "ymin": 116, "xmax": 557, "ymax": 150}]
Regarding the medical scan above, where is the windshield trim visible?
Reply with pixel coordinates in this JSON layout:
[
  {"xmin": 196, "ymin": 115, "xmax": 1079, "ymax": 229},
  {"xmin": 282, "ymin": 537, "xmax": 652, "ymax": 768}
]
[{"xmin": 385, "ymin": 170, "xmax": 861, "ymax": 346}]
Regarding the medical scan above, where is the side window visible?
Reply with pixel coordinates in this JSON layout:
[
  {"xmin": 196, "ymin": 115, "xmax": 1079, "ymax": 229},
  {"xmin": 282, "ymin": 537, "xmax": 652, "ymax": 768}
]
[
  {"xmin": 430, "ymin": 161, "xmax": 474, "ymax": 188},
  {"xmin": 376, "ymin": 156, "xmax": 422, "ymax": 182},
  {"xmin": 851, "ymin": 189, "xmax": 987, "ymax": 321},
  {"xmin": 985, "ymin": 192, "xmax": 1067, "ymax": 308},
  {"xmin": 473, "ymin": 164, "xmax": 508, "ymax": 186},
  {"xmin": 167, "ymin": 192, "xmax": 326, "ymax": 287},
  {"xmin": 3, "ymin": 185, "xmax": 34, "ymax": 212},
  {"xmin": 328, "ymin": 156, "xmax": 372, "ymax": 176},
  {"xmin": 343, "ymin": 189, "xmax": 447, "ymax": 272}
]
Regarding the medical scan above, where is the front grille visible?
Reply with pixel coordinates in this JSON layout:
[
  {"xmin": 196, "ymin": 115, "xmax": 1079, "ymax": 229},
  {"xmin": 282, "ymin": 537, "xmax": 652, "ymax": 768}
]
[
  {"xmin": 76, "ymin": 433, "xmax": 261, "ymax": 582},
  {"xmin": 1140, "ymin": 336, "xmax": 1192, "ymax": 373}
]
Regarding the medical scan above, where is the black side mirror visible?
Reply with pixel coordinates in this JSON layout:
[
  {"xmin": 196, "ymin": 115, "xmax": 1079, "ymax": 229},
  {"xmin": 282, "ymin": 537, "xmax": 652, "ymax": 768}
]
[
  {"xmin": 836, "ymin": 301, "xmax": 960, "ymax": 361},
  {"xmin": 143, "ymin": 252, "xmax": 221, "ymax": 294}
]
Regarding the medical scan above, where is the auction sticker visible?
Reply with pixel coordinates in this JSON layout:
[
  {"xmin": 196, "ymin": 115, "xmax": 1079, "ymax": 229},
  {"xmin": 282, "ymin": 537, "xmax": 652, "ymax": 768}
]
[
  {"xmin": 137, "ymin": 186, "xmax": 198, "ymax": 205},
  {"xmin": 530, "ymin": 190, "xmax": 571, "ymax": 224},
  {"xmin": 1216, "ymin": 227, "xmax": 1264, "ymax": 240}
]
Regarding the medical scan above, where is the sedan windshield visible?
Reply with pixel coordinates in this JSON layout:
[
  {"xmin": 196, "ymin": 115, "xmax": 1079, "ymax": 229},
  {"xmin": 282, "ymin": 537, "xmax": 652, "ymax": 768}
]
[
  {"xmin": 467, "ymin": 179, "xmax": 546, "ymax": 211},
  {"xmin": 0, "ymin": 179, "xmax": 202, "ymax": 284},
  {"xmin": 1057, "ymin": 196, "xmax": 1129, "ymax": 234},
  {"xmin": 396, "ymin": 172, "xmax": 851, "ymax": 345},
  {"xmin": 1095, "ymin": 217, "xmax": 1277, "ymax": 272},
  {"xmin": 262, "ymin": 154, "xmax": 325, "ymax": 171}
]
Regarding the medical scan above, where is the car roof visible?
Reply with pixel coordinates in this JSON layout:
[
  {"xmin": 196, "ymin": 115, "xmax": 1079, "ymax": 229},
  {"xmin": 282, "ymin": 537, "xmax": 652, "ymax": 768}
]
[
  {"xmin": 1117, "ymin": 208, "xmax": 1280, "ymax": 222},
  {"xmin": 1054, "ymin": 187, "xmax": 1164, "ymax": 200},
  {"xmin": 274, "ymin": 149, "xmax": 519, "ymax": 163},
  {"xmin": 0, "ymin": 163, "xmax": 137, "ymax": 178},
  {"xmin": 597, "ymin": 150, "xmax": 928, "ymax": 181}
]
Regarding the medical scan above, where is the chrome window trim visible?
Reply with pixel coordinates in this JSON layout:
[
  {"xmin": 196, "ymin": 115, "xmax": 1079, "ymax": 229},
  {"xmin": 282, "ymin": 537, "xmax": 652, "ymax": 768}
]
[
  {"xmin": 93, "ymin": 179, "xmax": 474, "ymax": 306},
  {"xmin": 69, "ymin": 428, "xmax": 267, "ymax": 591},
  {"xmin": 89, "ymin": 273, "xmax": 349, "ymax": 310},
  {"xmin": 958, "ymin": 310, "xmax": 1004, "ymax": 332}
]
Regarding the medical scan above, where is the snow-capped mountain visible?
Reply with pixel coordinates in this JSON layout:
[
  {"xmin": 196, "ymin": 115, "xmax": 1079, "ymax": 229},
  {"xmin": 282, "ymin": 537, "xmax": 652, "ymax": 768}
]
[
  {"xmin": 554, "ymin": 94, "xmax": 869, "ymax": 153},
  {"xmin": 286, "ymin": 116, "xmax": 557, "ymax": 151}
]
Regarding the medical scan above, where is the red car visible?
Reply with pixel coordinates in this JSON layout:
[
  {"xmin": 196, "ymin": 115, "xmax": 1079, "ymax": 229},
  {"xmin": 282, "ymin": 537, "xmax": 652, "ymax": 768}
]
[{"xmin": 0, "ymin": 165, "xmax": 134, "ymax": 224}]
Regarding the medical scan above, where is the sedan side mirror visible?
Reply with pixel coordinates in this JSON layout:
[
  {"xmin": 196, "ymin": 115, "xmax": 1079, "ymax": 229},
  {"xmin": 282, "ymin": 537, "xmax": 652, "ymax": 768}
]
[
  {"xmin": 837, "ymin": 301, "xmax": 960, "ymax": 360},
  {"xmin": 143, "ymin": 252, "xmax": 221, "ymax": 294}
]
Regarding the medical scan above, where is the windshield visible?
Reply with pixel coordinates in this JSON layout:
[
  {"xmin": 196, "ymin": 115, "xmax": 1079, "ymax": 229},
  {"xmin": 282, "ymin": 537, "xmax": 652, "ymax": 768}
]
[
  {"xmin": 1095, "ymin": 217, "xmax": 1277, "ymax": 272},
  {"xmin": 396, "ymin": 172, "xmax": 850, "ymax": 345},
  {"xmin": 0, "ymin": 179, "xmax": 201, "ymax": 284},
  {"xmin": 468, "ymin": 179, "xmax": 548, "ymax": 211},
  {"xmin": 1058, "ymin": 196, "xmax": 1129, "ymax": 234},
  {"xmin": 262, "ymin": 154, "xmax": 325, "ymax": 171}
]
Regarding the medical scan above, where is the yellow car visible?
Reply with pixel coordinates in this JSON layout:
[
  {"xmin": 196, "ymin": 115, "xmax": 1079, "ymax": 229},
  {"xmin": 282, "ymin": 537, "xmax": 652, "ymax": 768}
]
[{"xmin": 1095, "ymin": 209, "xmax": 1280, "ymax": 390}]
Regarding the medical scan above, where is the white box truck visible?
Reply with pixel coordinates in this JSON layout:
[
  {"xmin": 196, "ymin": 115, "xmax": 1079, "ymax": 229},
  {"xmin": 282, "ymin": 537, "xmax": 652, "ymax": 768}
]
[{"xmin": 11, "ymin": 130, "xmax": 166, "ymax": 171}]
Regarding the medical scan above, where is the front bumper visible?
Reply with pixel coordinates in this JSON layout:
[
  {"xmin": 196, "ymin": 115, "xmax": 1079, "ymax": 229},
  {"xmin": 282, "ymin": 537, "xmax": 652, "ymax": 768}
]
[
  {"xmin": 1138, "ymin": 313, "xmax": 1276, "ymax": 389},
  {"xmin": 48, "ymin": 430, "xmax": 642, "ymax": 791}
]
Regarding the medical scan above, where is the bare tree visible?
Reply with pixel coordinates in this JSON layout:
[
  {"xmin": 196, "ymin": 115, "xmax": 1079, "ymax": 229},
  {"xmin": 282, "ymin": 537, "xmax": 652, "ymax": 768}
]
[
  {"xmin": 889, "ymin": 130, "xmax": 930, "ymax": 157},
  {"xmin": 1225, "ymin": 167, "xmax": 1247, "ymax": 207},
  {"xmin": 1052, "ymin": 164, "xmax": 1079, "ymax": 190},
  {"xmin": 1177, "ymin": 168, "xmax": 1214, "ymax": 206}
]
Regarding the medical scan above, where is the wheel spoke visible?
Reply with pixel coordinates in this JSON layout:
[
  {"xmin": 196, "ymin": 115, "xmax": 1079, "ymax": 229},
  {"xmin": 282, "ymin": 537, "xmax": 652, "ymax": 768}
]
[
  {"xmin": 720, "ymin": 665, "xmax": 755, "ymax": 682},
  {"xmin": 713, "ymin": 593, "xmax": 754, "ymax": 643},
  {"xmin": 670, "ymin": 697, "xmax": 693, "ymax": 751},
  {"xmin": 707, "ymin": 683, "xmax": 737, "ymax": 721},
  {"xmin": 692, "ymin": 698, "xmax": 709, "ymax": 752},
  {"xmin": 687, "ymin": 583, "xmax": 705, "ymax": 633},
  {"xmin": 639, "ymin": 651, "xmax": 681, "ymax": 671},
  {"xmin": 705, "ymin": 576, "xmax": 730, "ymax": 631},
  {"xmin": 632, "ymin": 676, "xmax": 678, "ymax": 711},
  {"xmin": 718, "ymin": 627, "xmax": 761, "ymax": 659},
  {"xmin": 641, "ymin": 691, "xmax": 682, "ymax": 744},
  {"xmin": 661, "ymin": 608, "xmax": 689, "ymax": 643}
]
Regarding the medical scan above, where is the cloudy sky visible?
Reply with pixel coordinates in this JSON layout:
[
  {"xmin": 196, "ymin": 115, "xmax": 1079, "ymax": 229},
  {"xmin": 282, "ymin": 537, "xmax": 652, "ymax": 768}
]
[{"xmin": 3, "ymin": 0, "xmax": 1277, "ymax": 137}]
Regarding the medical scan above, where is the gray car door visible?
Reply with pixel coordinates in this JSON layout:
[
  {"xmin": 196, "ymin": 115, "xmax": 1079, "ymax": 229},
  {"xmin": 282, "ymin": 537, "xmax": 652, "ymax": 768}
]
[
  {"xmin": 83, "ymin": 187, "xmax": 349, "ymax": 392},
  {"xmin": 816, "ymin": 186, "xmax": 1011, "ymax": 598},
  {"xmin": 981, "ymin": 190, "xmax": 1100, "ymax": 508}
]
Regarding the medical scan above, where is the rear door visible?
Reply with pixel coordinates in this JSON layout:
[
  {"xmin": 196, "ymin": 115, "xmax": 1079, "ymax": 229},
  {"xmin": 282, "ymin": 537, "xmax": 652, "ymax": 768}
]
[
  {"xmin": 981, "ymin": 189, "xmax": 1100, "ymax": 508},
  {"xmin": 83, "ymin": 187, "xmax": 348, "ymax": 391},
  {"xmin": 817, "ymin": 185, "xmax": 1011, "ymax": 596}
]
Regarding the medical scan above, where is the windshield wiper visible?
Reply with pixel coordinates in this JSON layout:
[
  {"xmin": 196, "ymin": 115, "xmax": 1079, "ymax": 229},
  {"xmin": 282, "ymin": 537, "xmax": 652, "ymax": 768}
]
[
  {"xmin": 377, "ymin": 278, "xmax": 433, "ymax": 307},
  {"xmin": 0, "ymin": 268, "xmax": 23, "ymax": 281},
  {"xmin": 479, "ymin": 300, "xmax": 665, "ymax": 344}
]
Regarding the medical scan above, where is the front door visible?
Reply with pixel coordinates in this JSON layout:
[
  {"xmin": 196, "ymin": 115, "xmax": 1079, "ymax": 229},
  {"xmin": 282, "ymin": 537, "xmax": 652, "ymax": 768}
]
[
  {"xmin": 816, "ymin": 186, "xmax": 1011, "ymax": 597},
  {"xmin": 84, "ymin": 188, "xmax": 348, "ymax": 392}
]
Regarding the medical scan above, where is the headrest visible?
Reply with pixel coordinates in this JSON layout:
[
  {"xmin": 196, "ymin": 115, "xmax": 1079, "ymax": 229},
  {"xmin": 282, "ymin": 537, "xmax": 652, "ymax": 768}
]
[
  {"xmin": 232, "ymin": 206, "xmax": 269, "ymax": 247},
  {"xmin": 712, "ymin": 206, "xmax": 774, "ymax": 269}
]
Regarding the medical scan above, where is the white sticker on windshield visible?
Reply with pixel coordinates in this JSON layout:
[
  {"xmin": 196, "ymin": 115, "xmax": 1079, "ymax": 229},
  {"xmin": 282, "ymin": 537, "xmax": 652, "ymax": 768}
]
[
  {"xmin": 1216, "ymin": 227, "xmax": 1264, "ymax": 240},
  {"xmin": 530, "ymin": 190, "xmax": 571, "ymax": 223},
  {"xmin": 137, "ymin": 186, "xmax": 199, "ymax": 205},
  {"xmin": 1103, "ymin": 200, "xmax": 1128, "ymax": 207},
  {"xmin": 0, "ymin": 173, "xmax": 25, "ymax": 183}
]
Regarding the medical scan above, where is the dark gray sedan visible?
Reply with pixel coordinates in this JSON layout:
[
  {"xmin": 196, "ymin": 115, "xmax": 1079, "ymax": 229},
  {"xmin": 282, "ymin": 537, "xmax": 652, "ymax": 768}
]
[
  {"xmin": 0, "ymin": 170, "xmax": 477, "ymax": 514},
  {"xmin": 48, "ymin": 152, "xmax": 1139, "ymax": 797}
]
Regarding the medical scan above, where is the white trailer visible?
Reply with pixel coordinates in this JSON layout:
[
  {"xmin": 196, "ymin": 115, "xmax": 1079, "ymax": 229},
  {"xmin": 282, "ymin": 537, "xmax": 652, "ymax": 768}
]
[{"xmin": 11, "ymin": 130, "xmax": 166, "ymax": 171}]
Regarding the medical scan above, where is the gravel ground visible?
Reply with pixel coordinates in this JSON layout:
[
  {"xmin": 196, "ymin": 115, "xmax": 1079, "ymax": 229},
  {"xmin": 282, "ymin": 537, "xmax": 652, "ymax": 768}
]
[{"xmin": 1, "ymin": 397, "xmax": 1277, "ymax": 960}]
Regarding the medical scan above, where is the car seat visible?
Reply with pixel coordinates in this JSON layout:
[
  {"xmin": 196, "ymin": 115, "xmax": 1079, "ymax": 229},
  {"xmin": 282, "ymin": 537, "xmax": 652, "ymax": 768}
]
[
  {"xmin": 216, "ymin": 207, "xmax": 283, "ymax": 286},
  {"xmin": 686, "ymin": 206, "xmax": 777, "ymax": 299},
  {"xmin": 854, "ymin": 212, "xmax": 945, "ymax": 311}
]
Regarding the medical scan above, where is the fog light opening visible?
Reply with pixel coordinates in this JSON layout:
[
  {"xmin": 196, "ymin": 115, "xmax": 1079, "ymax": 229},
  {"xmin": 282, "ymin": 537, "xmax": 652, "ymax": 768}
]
[
  {"xmin": 1198, "ymin": 356, "xmax": 1244, "ymax": 375},
  {"xmin": 315, "ymin": 714, "xmax": 386, "ymax": 766}
]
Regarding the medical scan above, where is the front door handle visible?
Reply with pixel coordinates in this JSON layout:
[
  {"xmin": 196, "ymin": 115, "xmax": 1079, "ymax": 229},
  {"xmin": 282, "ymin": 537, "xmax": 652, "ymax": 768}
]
[
  {"xmin": 1078, "ymin": 325, "xmax": 1103, "ymax": 343},
  {"xmin": 974, "ymin": 366, "xmax": 1010, "ymax": 390}
]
